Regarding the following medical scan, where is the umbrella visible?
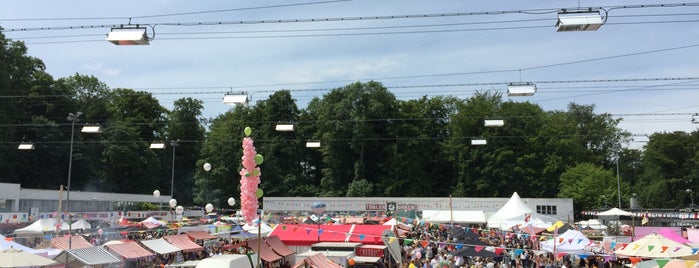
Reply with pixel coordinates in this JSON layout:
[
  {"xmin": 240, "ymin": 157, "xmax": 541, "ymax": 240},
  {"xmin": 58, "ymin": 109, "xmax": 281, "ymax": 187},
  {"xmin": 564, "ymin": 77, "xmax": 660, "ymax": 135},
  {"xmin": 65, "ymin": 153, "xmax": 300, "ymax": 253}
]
[
  {"xmin": 615, "ymin": 233, "xmax": 696, "ymax": 258},
  {"xmin": 0, "ymin": 247, "xmax": 59, "ymax": 267},
  {"xmin": 598, "ymin": 208, "xmax": 634, "ymax": 217}
]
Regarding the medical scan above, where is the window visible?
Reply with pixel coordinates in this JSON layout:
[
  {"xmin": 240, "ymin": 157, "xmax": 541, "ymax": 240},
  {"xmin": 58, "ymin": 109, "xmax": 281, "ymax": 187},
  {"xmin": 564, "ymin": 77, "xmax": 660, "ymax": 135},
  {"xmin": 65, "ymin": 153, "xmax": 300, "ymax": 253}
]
[{"xmin": 536, "ymin": 205, "xmax": 558, "ymax": 215}]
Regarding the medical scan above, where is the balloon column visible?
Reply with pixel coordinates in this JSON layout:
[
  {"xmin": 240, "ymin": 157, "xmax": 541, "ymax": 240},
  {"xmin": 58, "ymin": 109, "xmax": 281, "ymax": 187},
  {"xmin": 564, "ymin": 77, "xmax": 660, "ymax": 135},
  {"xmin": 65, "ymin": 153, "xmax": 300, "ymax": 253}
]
[{"xmin": 240, "ymin": 127, "xmax": 264, "ymax": 225}]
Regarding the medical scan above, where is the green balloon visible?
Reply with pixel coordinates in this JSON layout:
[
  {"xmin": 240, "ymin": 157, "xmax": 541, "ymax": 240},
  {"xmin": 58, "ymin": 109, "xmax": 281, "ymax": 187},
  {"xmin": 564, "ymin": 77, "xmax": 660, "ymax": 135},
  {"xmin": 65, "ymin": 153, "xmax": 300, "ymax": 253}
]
[
  {"xmin": 251, "ymin": 169, "xmax": 260, "ymax": 177},
  {"xmin": 244, "ymin": 172, "xmax": 250, "ymax": 177},
  {"xmin": 254, "ymin": 154, "xmax": 264, "ymax": 165},
  {"xmin": 244, "ymin": 127, "xmax": 252, "ymax": 136},
  {"xmin": 256, "ymin": 189, "xmax": 264, "ymax": 198}
]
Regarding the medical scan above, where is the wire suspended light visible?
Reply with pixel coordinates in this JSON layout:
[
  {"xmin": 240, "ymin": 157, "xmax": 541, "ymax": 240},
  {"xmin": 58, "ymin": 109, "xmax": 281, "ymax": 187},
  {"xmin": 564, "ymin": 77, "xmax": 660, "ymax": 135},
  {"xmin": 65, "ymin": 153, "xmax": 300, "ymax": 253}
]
[
  {"xmin": 275, "ymin": 123, "xmax": 295, "ymax": 132},
  {"xmin": 223, "ymin": 92, "xmax": 249, "ymax": 105},
  {"xmin": 18, "ymin": 142, "xmax": 35, "ymax": 150},
  {"xmin": 306, "ymin": 141, "xmax": 321, "ymax": 148},
  {"xmin": 484, "ymin": 119, "xmax": 505, "ymax": 127},
  {"xmin": 471, "ymin": 139, "xmax": 487, "ymax": 145},
  {"xmin": 107, "ymin": 25, "xmax": 151, "ymax": 45},
  {"xmin": 507, "ymin": 82, "xmax": 537, "ymax": 96},
  {"xmin": 556, "ymin": 9, "xmax": 605, "ymax": 32},
  {"xmin": 81, "ymin": 125, "xmax": 102, "ymax": 133},
  {"xmin": 150, "ymin": 141, "xmax": 166, "ymax": 149}
]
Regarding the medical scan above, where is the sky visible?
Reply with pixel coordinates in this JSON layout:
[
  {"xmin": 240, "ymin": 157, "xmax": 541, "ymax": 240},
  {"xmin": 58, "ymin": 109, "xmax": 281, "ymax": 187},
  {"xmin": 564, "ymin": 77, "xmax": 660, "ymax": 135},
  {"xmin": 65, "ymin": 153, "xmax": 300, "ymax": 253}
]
[{"xmin": 2, "ymin": 0, "xmax": 699, "ymax": 149}]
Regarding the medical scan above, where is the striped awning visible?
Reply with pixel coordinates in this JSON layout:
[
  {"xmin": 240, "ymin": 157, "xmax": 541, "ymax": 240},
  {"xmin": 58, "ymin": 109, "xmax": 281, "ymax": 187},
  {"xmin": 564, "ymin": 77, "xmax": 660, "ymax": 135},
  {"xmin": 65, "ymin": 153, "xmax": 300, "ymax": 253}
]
[
  {"xmin": 50, "ymin": 235, "xmax": 92, "ymax": 250},
  {"xmin": 139, "ymin": 238, "xmax": 181, "ymax": 255},
  {"xmin": 53, "ymin": 246, "xmax": 121, "ymax": 266},
  {"xmin": 164, "ymin": 234, "xmax": 205, "ymax": 253},
  {"xmin": 105, "ymin": 241, "xmax": 156, "ymax": 260}
]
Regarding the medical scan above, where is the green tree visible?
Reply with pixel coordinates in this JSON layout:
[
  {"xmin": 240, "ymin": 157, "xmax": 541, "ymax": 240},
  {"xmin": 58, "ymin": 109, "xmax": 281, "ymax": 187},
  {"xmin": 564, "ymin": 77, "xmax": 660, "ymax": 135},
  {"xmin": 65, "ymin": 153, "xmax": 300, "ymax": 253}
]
[
  {"xmin": 558, "ymin": 162, "xmax": 627, "ymax": 213},
  {"xmin": 167, "ymin": 98, "xmax": 205, "ymax": 205}
]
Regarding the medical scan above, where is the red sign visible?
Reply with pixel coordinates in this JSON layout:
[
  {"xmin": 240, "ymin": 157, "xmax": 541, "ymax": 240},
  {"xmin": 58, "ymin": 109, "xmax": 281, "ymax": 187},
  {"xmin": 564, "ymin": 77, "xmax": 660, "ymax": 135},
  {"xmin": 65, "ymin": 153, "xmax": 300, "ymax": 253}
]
[{"xmin": 356, "ymin": 246, "xmax": 385, "ymax": 257}]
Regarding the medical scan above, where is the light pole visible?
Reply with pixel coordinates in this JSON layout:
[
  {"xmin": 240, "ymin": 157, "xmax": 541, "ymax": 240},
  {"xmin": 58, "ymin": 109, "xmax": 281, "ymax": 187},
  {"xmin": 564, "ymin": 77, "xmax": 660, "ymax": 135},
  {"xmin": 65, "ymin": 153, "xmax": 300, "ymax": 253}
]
[
  {"xmin": 169, "ymin": 140, "xmax": 178, "ymax": 202},
  {"xmin": 66, "ymin": 112, "xmax": 81, "ymax": 253},
  {"xmin": 616, "ymin": 159, "xmax": 622, "ymax": 208},
  {"xmin": 687, "ymin": 189, "xmax": 696, "ymax": 209},
  {"xmin": 65, "ymin": 112, "xmax": 100, "ymax": 253}
]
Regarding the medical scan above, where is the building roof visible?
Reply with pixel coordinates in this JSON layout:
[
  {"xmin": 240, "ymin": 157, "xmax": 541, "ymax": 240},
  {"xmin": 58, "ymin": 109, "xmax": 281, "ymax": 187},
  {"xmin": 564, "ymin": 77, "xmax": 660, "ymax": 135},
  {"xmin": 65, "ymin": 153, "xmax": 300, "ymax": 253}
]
[{"xmin": 186, "ymin": 230, "xmax": 217, "ymax": 240}]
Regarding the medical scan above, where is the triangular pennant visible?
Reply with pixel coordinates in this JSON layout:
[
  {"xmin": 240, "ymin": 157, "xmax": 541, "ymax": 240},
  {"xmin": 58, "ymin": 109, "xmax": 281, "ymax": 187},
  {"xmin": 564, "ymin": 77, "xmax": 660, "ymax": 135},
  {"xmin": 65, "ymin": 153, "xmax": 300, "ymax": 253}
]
[
  {"xmin": 629, "ymin": 257, "xmax": 642, "ymax": 265},
  {"xmin": 559, "ymin": 238, "xmax": 564, "ymax": 243},
  {"xmin": 421, "ymin": 241, "xmax": 429, "ymax": 248},
  {"xmin": 660, "ymin": 246, "xmax": 668, "ymax": 253},
  {"xmin": 495, "ymin": 248, "xmax": 504, "ymax": 255},
  {"xmin": 455, "ymin": 244, "xmax": 463, "ymax": 250},
  {"xmin": 621, "ymin": 243, "xmax": 629, "ymax": 250},
  {"xmin": 305, "ymin": 228, "xmax": 311, "ymax": 235},
  {"xmin": 577, "ymin": 254, "xmax": 588, "ymax": 259},
  {"xmin": 673, "ymin": 247, "xmax": 681, "ymax": 252},
  {"xmin": 691, "ymin": 248, "xmax": 698, "ymax": 254},
  {"xmin": 577, "ymin": 239, "xmax": 583, "ymax": 244},
  {"xmin": 359, "ymin": 234, "xmax": 365, "ymax": 240},
  {"xmin": 568, "ymin": 238, "xmax": 573, "ymax": 244},
  {"xmin": 647, "ymin": 245, "xmax": 655, "ymax": 252},
  {"xmin": 556, "ymin": 252, "xmax": 566, "ymax": 259},
  {"xmin": 655, "ymin": 259, "xmax": 669, "ymax": 268},
  {"xmin": 404, "ymin": 239, "xmax": 413, "ymax": 246},
  {"xmin": 318, "ymin": 229, "xmax": 324, "ymax": 235},
  {"xmin": 475, "ymin": 246, "xmax": 484, "ymax": 252},
  {"xmin": 603, "ymin": 256, "xmax": 613, "ymax": 263},
  {"xmin": 632, "ymin": 244, "xmax": 640, "ymax": 250},
  {"xmin": 610, "ymin": 242, "xmax": 617, "ymax": 250}
]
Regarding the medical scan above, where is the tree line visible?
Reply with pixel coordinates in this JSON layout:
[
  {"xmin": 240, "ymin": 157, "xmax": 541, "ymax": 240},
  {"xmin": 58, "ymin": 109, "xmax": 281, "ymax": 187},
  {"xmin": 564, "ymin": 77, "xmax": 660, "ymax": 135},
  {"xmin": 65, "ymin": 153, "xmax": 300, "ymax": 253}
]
[{"xmin": 1, "ymin": 30, "xmax": 697, "ymax": 214}]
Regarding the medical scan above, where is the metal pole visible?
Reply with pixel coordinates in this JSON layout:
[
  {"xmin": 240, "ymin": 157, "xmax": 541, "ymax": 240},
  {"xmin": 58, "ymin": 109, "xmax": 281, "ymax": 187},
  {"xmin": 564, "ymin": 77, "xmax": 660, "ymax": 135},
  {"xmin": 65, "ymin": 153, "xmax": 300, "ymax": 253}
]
[
  {"xmin": 616, "ymin": 160, "xmax": 621, "ymax": 208},
  {"xmin": 66, "ymin": 112, "xmax": 81, "ymax": 264},
  {"xmin": 170, "ymin": 140, "xmax": 177, "ymax": 221}
]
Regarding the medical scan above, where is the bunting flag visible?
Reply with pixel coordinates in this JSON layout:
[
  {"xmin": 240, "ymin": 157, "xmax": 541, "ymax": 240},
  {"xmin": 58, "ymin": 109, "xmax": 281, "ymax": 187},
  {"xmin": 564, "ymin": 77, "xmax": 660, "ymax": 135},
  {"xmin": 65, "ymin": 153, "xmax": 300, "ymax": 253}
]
[
  {"xmin": 647, "ymin": 245, "xmax": 655, "ymax": 252},
  {"xmin": 629, "ymin": 257, "xmax": 642, "ymax": 265},
  {"xmin": 577, "ymin": 254, "xmax": 588, "ymax": 259},
  {"xmin": 475, "ymin": 246, "xmax": 484, "ymax": 252},
  {"xmin": 524, "ymin": 213, "xmax": 531, "ymax": 223},
  {"xmin": 359, "ymin": 234, "xmax": 365, "ymax": 240},
  {"xmin": 318, "ymin": 229, "xmax": 324, "ymax": 235},
  {"xmin": 655, "ymin": 259, "xmax": 669, "ymax": 268},
  {"xmin": 305, "ymin": 228, "xmax": 311, "ymax": 235},
  {"xmin": 660, "ymin": 246, "xmax": 668, "ymax": 253},
  {"xmin": 455, "ymin": 244, "xmax": 463, "ymax": 249},
  {"xmin": 603, "ymin": 256, "xmax": 613, "ymax": 263},
  {"xmin": 610, "ymin": 242, "xmax": 617, "ymax": 250},
  {"xmin": 568, "ymin": 238, "xmax": 573, "ymax": 244}
]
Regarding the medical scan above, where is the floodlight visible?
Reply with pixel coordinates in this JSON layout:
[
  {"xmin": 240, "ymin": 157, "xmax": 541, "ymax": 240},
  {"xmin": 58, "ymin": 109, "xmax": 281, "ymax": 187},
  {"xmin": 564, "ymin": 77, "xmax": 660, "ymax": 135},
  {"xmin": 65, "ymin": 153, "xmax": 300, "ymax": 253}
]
[
  {"xmin": 556, "ymin": 10, "xmax": 604, "ymax": 32},
  {"xmin": 306, "ymin": 141, "xmax": 321, "ymax": 148},
  {"xmin": 223, "ymin": 92, "xmax": 249, "ymax": 105},
  {"xmin": 81, "ymin": 125, "xmax": 102, "ymax": 133},
  {"xmin": 107, "ymin": 25, "xmax": 150, "ymax": 45},
  {"xmin": 484, "ymin": 120, "xmax": 505, "ymax": 127},
  {"xmin": 507, "ymin": 82, "xmax": 537, "ymax": 96},
  {"xmin": 150, "ymin": 142, "xmax": 166, "ymax": 149},
  {"xmin": 275, "ymin": 123, "xmax": 295, "ymax": 132},
  {"xmin": 471, "ymin": 139, "xmax": 487, "ymax": 146},
  {"xmin": 18, "ymin": 142, "xmax": 35, "ymax": 150}
]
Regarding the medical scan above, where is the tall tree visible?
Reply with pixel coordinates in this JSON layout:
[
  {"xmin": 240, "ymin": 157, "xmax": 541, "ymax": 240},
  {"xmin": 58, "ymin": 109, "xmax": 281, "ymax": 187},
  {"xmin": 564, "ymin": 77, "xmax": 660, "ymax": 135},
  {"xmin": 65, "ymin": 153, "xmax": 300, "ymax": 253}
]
[{"xmin": 167, "ymin": 97, "xmax": 205, "ymax": 205}]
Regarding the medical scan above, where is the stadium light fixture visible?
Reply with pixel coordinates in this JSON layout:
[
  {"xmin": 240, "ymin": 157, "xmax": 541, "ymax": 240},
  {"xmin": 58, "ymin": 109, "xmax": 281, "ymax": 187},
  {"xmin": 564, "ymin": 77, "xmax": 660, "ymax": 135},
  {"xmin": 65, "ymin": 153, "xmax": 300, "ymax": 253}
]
[
  {"xmin": 81, "ymin": 125, "xmax": 102, "ymax": 133},
  {"xmin": 556, "ymin": 9, "xmax": 605, "ymax": 32},
  {"xmin": 507, "ymin": 82, "xmax": 537, "ymax": 97},
  {"xmin": 150, "ymin": 141, "xmax": 166, "ymax": 149}
]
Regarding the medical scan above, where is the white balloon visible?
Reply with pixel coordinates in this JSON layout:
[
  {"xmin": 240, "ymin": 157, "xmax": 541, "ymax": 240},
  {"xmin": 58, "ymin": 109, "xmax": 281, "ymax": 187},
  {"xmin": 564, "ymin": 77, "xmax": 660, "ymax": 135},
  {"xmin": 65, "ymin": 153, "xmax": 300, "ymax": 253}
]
[
  {"xmin": 227, "ymin": 197, "xmax": 236, "ymax": 206},
  {"xmin": 205, "ymin": 203, "xmax": 214, "ymax": 213},
  {"xmin": 175, "ymin": 205, "xmax": 184, "ymax": 215},
  {"xmin": 203, "ymin": 162, "xmax": 211, "ymax": 171},
  {"xmin": 153, "ymin": 190, "xmax": 160, "ymax": 198},
  {"xmin": 169, "ymin": 199, "xmax": 177, "ymax": 208}
]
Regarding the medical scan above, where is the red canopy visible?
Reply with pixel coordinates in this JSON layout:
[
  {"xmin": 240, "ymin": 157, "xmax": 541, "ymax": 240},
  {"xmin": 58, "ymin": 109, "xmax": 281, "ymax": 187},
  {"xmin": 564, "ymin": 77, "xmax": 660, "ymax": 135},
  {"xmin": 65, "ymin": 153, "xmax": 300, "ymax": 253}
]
[
  {"xmin": 164, "ymin": 234, "xmax": 204, "ymax": 253},
  {"xmin": 186, "ymin": 231, "xmax": 217, "ymax": 241},
  {"xmin": 269, "ymin": 224, "xmax": 393, "ymax": 246},
  {"xmin": 50, "ymin": 235, "xmax": 92, "ymax": 250},
  {"xmin": 247, "ymin": 238, "xmax": 283, "ymax": 263},
  {"xmin": 292, "ymin": 252, "xmax": 343, "ymax": 268},
  {"xmin": 347, "ymin": 224, "xmax": 392, "ymax": 244},
  {"xmin": 265, "ymin": 235, "xmax": 295, "ymax": 257},
  {"xmin": 105, "ymin": 241, "xmax": 156, "ymax": 260}
]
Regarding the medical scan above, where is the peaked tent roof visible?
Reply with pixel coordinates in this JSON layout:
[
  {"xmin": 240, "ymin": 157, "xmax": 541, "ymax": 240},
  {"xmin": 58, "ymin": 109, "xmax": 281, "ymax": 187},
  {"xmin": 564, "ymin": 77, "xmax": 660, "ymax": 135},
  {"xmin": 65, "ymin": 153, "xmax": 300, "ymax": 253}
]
[
  {"xmin": 13, "ymin": 218, "xmax": 70, "ymax": 235},
  {"xmin": 486, "ymin": 192, "xmax": 557, "ymax": 229},
  {"xmin": 598, "ymin": 207, "xmax": 634, "ymax": 217},
  {"xmin": 540, "ymin": 229, "xmax": 592, "ymax": 254}
]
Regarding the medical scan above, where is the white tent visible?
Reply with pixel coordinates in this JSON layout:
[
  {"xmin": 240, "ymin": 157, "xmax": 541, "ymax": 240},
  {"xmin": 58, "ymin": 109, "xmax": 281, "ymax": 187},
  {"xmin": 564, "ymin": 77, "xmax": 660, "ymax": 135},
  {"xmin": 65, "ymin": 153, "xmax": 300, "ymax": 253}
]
[
  {"xmin": 597, "ymin": 207, "xmax": 633, "ymax": 217},
  {"xmin": 140, "ymin": 216, "xmax": 166, "ymax": 229},
  {"xmin": 540, "ymin": 229, "xmax": 591, "ymax": 254},
  {"xmin": 14, "ymin": 218, "xmax": 69, "ymax": 235},
  {"xmin": 575, "ymin": 219, "xmax": 607, "ymax": 230},
  {"xmin": 71, "ymin": 219, "xmax": 92, "ymax": 230},
  {"xmin": 242, "ymin": 221, "xmax": 273, "ymax": 236},
  {"xmin": 421, "ymin": 210, "xmax": 486, "ymax": 224},
  {"xmin": 486, "ymin": 192, "xmax": 557, "ymax": 229}
]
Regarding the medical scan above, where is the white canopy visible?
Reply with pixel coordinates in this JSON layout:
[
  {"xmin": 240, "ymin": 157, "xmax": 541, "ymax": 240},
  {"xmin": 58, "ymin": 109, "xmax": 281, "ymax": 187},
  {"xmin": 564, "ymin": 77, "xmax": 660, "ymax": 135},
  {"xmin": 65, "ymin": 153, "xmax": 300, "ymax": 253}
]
[
  {"xmin": 71, "ymin": 219, "xmax": 92, "ymax": 230},
  {"xmin": 575, "ymin": 219, "xmax": 607, "ymax": 230},
  {"xmin": 243, "ymin": 221, "xmax": 273, "ymax": 236},
  {"xmin": 597, "ymin": 207, "xmax": 633, "ymax": 217},
  {"xmin": 540, "ymin": 229, "xmax": 591, "ymax": 254},
  {"xmin": 14, "ymin": 218, "xmax": 69, "ymax": 235},
  {"xmin": 486, "ymin": 192, "xmax": 557, "ymax": 229},
  {"xmin": 421, "ymin": 210, "xmax": 486, "ymax": 224}
]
